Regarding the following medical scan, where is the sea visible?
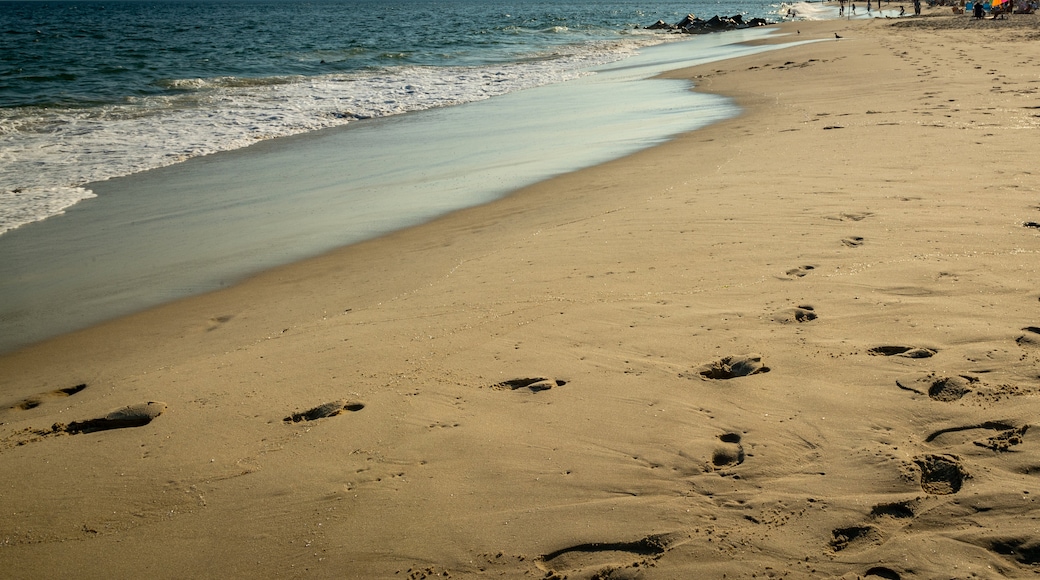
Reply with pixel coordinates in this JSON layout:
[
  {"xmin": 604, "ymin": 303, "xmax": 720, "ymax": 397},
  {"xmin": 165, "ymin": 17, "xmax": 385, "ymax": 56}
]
[{"xmin": 0, "ymin": 0, "xmax": 852, "ymax": 353}]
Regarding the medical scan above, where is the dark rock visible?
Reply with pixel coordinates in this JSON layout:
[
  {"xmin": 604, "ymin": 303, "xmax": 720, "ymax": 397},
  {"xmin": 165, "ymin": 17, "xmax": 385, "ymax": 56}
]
[
  {"xmin": 645, "ymin": 19, "xmax": 674, "ymax": 30},
  {"xmin": 676, "ymin": 13, "xmax": 699, "ymax": 27},
  {"xmin": 646, "ymin": 14, "xmax": 773, "ymax": 35},
  {"xmin": 705, "ymin": 15, "xmax": 731, "ymax": 28}
]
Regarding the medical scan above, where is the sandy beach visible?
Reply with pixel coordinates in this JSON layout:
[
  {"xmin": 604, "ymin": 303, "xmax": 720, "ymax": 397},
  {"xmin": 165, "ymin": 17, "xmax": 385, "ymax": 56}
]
[{"xmin": 4, "ymin": 13, "xmax": 1040, "ymax": 579}]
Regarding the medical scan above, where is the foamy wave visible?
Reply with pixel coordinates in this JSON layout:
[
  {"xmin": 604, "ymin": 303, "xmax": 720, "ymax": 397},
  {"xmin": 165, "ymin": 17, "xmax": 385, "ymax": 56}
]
[
  {"xmin": 0, "ymin": 187, "xmax": 97, "ymax": 236},
  {"xmin": 778, "ymin": 2, "xmax": 841, "ymax": 19},
  {"xmin": 157, "ymin": 76, "xmax": 305, "ymax": 90},
  {"xmin": 0, "ymin": 35, "xmax": 675, "ymax": 236}
]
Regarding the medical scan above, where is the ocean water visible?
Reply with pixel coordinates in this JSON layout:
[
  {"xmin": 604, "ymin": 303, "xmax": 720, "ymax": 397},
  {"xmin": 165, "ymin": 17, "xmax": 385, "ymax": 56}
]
[{"xmin": 0, "ymin": 0, "xmax": 846, "ymax": 353}]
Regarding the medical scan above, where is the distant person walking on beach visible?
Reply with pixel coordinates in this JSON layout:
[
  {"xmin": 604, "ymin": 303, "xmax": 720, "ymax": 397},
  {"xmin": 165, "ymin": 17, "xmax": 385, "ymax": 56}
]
[
  {"xmin": 973, "ymin": 0, "xmax": 985, "ymax": 17},
  {"xmin": 913, "ymin": 0, "xmax": 922, "ymax": 13}
]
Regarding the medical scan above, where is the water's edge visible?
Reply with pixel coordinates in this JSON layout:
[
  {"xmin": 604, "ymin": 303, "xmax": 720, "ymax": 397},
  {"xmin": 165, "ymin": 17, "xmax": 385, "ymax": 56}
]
[{"xmin": 0, "ymin": 28, "xmax": 799, "ymax": 355}]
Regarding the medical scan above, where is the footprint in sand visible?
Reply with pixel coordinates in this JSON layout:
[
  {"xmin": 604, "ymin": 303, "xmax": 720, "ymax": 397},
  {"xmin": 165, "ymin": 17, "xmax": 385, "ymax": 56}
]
[
  {"xmin": 870, "ymin": 499, "xmax": 918, "ymax": 520},
  {"xmin": 827, "ymin": 211, "xmax": 874, "ymax": 222},
  {"xmin": 4, "ymin": 401, "xmax": 167, "ymax": 448},
  {"xmin": 830, "ymin": 525, "xmax": 884, "ymax": 552},
  {"xmin": 62, "ymin": 401, "xmax": 167, "ymax": 434},
  {"xmin": 710, "ymin": 432, "xmax": 746, "ymax": 470},
  {"xmin": 896, "ymin": 374, "xmax": 974, "ymax": 402},
  {"xmin": 971, "ymin": 537, "xmax": 1040, "ymax": 566},
  {"xmin": 869, "ymin": 345, "xmax": 937, "ymax": 358},
  {"xmin": 783, "ymin": 265, "xmax": 816, "ymax": 279},
  {"xmin": 772, "ymin": 305, "xmax": 817, "ymax": 324},
  {"xmin": 5, "ymin": 383, "xmax": 87, "ymax": 412},
  {"xmin": 864, "ymin": 567, "xmax": 903, "ymax": 580},
  {"xmin": 913, "ymin": 454, "xmax": 968, "ymax": 495},
  {"xmin": 1015, "ymin": 326, "xmax": 1040, "ymax": 347},
  {"xmin": 535, "ymin": 533, "xmax": 686, "ymax": 579},
  {"xmin": 841, "ymin": 236, "xmax": 865, "ymax": 247},
  {"xmin": 488, "ymin": 377, "xmax": 566, "ymax": 393},
  {"xmin": 205, "ymin": 314, "xmax": 234, "ymax": 332},
  {"xmin": 688, "ymin": 354, "xmax": 770, "ymax": 380},
  {"xmin": 284, "ymin": 399, "xmax": 364, "ymax": 423}
]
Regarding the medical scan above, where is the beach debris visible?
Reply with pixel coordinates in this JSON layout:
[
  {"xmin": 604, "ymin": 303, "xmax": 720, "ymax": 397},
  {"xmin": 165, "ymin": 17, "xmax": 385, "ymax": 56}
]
[
  {"xmin": 489, "ymin": 377, "xmax": 565, "ymax": 392},
  {"xmin": 284, "ymin": 399, "xmax": 364, "ymax": 423},
  {"xmin": 691, "ymin": 354, "xmax": 770, "ymax": 380}
]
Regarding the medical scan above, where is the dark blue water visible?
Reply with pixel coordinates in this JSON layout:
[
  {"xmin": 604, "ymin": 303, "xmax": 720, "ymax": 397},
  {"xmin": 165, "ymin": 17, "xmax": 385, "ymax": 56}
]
[{"xmin": 1, "ymin": 0, "xmax": 783, "ymax": 108}]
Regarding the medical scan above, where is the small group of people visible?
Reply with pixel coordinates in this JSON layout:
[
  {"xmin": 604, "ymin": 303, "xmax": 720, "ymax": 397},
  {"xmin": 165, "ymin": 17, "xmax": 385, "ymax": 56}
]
[
  {"xmin": 966, "ymin": 0, "xmax": 1037, "ymax": 18},
  {"xmin": 836, "ymin": 0, "xmax": 1036, "ymax": 17},
  {"xmin": 837, "ymin": 0, "xmax": 920, "ymax": 15}
]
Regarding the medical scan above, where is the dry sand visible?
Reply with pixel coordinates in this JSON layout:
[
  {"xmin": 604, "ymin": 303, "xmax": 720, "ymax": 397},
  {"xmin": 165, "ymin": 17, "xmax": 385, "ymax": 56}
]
[{"xmin": 3, "ymin": 13, "xmax": 1040, "ymax": 579}]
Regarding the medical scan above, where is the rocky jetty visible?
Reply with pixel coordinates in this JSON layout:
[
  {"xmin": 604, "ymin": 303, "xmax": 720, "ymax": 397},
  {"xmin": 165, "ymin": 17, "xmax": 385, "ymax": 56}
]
[{"xmin": 646, "ymin": 13, "xmax": 771, "ymax": 33}]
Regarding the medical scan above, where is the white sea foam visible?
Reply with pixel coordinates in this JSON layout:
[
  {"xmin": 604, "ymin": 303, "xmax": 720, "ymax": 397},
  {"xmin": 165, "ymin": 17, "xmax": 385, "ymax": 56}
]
[
  {"xmin": 779, "ymin": 2, "xmax": 841, "ymax": 19},
  {"xmin": 0, "ymin": 35, "xmax": 675, "ymax": 236},
  {"xmin": 0, "ymin": 187, "xmax": 97, "ymax": 235},
  {"xmin": 779, "ymin": 0, "xmax": 901, "ymax": 19}
]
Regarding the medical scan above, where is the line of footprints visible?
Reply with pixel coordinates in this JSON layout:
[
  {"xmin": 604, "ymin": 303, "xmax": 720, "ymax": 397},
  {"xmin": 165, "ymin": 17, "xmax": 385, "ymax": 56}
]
[
  {"xmin": 684, "ymin": 310, "xmax": 1039, "ymax": 574},
  {"xmin": 0, "ymin": 380, "xmax": 367, "ymax": 449},
  {"xmin": 4, "ymin": 276, "xmax": 1034, "ymax": 579}
]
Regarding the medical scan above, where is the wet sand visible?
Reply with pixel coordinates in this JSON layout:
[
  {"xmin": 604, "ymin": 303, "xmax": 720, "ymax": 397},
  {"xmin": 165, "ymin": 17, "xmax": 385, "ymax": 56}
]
[
  {"xmin": 3, "ymin": 14, "xmax": 1040, "ymax": 579},
  {"xmin": 0, "ymin": 30, "xmax": 774, "ymax": 355}
]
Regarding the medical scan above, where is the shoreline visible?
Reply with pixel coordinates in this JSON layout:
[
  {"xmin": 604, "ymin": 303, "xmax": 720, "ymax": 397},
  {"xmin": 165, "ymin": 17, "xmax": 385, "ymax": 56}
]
[
  {"xmin": 4, "ymin": 14, "xmax": 1040, "ymax": 578},
  {"xmin": 0, "ymin": 27, "xmax": 784, "ymax": 355}
]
